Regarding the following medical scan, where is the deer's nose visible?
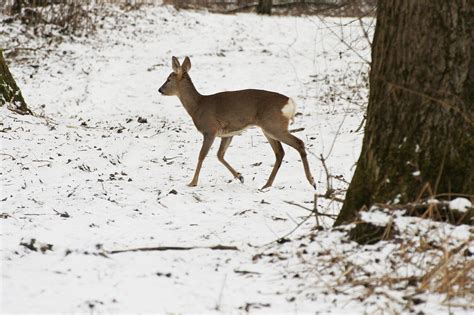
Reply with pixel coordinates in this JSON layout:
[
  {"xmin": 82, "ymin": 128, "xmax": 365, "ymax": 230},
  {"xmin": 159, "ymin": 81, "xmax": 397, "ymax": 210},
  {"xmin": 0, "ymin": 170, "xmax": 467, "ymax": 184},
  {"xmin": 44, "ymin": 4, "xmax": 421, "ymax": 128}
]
[{"xmin": 158, "ymin": 88, "xmax": 163, "ymax": 94}]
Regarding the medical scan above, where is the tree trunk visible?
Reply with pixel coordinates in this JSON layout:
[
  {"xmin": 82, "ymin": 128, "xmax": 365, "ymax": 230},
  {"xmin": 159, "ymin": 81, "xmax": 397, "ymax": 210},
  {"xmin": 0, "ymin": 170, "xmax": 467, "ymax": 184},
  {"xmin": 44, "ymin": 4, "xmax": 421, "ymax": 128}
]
[
  {"xmin": 0, "ymin": 49, "xmax": 30, "ymax": 114},
  {"xmin": 11, "ymin": 0, "xmax": 23, "ymax": 15},
  {"xmin": 257, "ymin": 0, "xmax": 272, "ymax": 15},
  {"xmin": 335, "ymin": 1, "xmax": 474, "ymax": 225}
]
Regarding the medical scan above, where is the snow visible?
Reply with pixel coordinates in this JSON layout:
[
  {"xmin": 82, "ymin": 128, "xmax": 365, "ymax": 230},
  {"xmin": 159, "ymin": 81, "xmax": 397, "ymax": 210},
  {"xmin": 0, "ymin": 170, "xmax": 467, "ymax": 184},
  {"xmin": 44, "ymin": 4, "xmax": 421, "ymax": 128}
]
[
  {"xmin": 360, "ymin": 210, "xmax": 391, "ymax": 226},
  {"xmin": 1, "ymin": 4, "xmax": 472, "ymax": 314},
  {"xmin": 449, "ymin": 197, "xmax": 472, "ymax": 212}
]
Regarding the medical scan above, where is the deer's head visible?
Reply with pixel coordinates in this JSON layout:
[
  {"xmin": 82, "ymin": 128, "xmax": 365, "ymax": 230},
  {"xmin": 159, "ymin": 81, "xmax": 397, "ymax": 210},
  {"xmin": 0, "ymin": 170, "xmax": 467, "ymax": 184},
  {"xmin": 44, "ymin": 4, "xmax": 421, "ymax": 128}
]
[{"xmin": 158, "ymin": 56, "xmax": 191, "ymax": 96}]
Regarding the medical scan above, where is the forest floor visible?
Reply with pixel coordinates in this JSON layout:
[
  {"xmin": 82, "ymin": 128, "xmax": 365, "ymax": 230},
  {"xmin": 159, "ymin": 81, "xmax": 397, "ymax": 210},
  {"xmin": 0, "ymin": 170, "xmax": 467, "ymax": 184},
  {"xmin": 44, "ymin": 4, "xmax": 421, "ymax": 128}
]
[{"xmin": 1, "ymin": 5, "xmax": 472, "ymax": 314}]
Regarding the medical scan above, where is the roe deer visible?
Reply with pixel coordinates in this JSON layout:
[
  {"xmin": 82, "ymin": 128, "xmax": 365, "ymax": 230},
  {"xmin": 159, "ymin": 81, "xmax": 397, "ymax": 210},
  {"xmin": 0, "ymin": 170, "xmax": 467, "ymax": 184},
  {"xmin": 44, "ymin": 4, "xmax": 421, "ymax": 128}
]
[{"xmin": 159, "ymin": 56, "xmax": 316, "ymax": 190}]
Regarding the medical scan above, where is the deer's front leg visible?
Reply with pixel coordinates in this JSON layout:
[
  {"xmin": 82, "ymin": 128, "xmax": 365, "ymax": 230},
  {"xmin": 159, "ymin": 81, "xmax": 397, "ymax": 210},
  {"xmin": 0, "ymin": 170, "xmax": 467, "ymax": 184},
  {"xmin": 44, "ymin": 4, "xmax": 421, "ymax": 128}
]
[{"xmin": 188, "ymin": 133, "xmax": 216, "ymax": 187}]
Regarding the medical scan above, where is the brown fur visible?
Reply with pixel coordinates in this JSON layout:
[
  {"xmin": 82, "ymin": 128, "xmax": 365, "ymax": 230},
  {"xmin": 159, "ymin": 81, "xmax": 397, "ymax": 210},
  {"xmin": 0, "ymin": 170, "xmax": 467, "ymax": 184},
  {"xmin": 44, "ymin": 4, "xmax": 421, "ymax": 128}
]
[{"xmin": 159, "ymin": 56, "xmax": 315, "ymax": 189}]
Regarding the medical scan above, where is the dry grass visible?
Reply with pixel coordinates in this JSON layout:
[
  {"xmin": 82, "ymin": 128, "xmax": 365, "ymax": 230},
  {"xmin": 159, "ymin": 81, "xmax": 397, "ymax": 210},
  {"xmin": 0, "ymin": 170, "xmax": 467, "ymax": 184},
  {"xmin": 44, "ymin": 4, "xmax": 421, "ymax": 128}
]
[
  {"xmin": 343, "ymin": 213, "xmax": 472, "ymax": 310},
  {"xmin": 2, "ymin": 0, "xmax": 158, "ymax": 36},
  {"xmin": 419, "ymin": 238, "xmax": 473, "ymax": 303},
  {"xmin": 256, "ymin": 202, "xmax": 473, "ymax": 312},
  {"xmin": 161, "ymin": 0, "xmax": 375, "ymax": 16}
]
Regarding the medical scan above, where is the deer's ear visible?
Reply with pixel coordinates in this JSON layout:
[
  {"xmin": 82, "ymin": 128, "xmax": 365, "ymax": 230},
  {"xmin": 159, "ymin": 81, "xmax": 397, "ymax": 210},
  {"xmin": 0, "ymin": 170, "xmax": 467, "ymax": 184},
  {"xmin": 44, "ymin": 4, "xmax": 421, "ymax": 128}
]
[
  {"xmin": 172, "ymin": 56, "xmax": 180, "ymax": 73},
  {"xmin": 182, "ymin": 57, "xmax": 191, "ymax": 73}
]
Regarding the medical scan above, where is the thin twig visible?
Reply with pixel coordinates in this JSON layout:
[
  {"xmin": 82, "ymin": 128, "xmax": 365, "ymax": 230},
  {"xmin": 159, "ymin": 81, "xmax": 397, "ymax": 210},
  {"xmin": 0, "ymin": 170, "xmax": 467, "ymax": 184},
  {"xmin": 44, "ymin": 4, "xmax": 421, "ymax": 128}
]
[
  {"xmin": 0, "ymin": 153, "xmax": 16, "ymax": 160},
  {"xmin": 215, "ymin": 273, "xmax": 227, "ymax": 311},
  {"xmin": 289, "ymin": 127, "xmax": 305, "ymax": 133},
  {"xmin": 108, "ymin": 244, "xmax": 239, "ymax": 254},
  {"xmin": 383, "ymin": 79, "xmax": 473, "ymax": 125},
  {"xmin": 313, "ymin": 16, "xmax": 370, "ymax": 64},
  {"xmin": 259, "ymin": 211, "xmax": 315, "ymax": 248},
  {"xmin": 354, "ymin": 115, "xmax": 366, "ymax": 132},
  {"xmin": 284, "ymin": 200, "xmax": 337, "ymax": 219}
]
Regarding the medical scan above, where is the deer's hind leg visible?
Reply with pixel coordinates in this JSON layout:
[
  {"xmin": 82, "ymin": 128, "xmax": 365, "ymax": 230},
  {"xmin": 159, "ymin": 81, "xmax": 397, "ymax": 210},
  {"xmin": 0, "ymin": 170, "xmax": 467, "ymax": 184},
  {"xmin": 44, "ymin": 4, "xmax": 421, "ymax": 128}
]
[
  {"xmin": 261, "ymin": 133, "xmax": 285, "ymax": 189},
  {"xmin": 276, "ymin": 131, "xmax": 316, "ymax": 189},
  {"xmin": 217, "ymin": 136, "xmax": 244, "ymax": 183},
  {"xmin": 262, "ymin": 121, "xmax": 316, "ymax": 189}
]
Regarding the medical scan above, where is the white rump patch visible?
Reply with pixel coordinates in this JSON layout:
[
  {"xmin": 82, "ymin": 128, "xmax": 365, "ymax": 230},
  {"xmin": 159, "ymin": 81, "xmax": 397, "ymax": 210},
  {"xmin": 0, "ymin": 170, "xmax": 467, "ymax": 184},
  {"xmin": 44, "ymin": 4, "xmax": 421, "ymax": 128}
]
[{"xmin": 281, "ymin": 98, "xmax": 296, "ymax": 121}]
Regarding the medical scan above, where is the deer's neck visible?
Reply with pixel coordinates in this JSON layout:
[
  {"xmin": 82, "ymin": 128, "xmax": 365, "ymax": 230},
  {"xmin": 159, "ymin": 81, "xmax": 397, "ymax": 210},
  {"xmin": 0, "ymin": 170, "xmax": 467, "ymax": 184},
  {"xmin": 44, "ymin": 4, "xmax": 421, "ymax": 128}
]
[{"xmin": 177, "ymin": 76, "xmax": 202, "ymax": 116}]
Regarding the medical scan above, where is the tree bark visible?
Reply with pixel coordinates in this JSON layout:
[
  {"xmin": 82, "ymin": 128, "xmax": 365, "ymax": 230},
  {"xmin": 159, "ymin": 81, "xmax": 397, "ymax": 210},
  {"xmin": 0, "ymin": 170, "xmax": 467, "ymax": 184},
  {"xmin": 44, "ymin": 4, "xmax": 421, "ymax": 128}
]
[
  {"xmin": 257, "ymin": 0, "xmax": 272, "ymax": 15},
  {"xmin": 0, "ymin": 49, "xmax": 30, "ymax": 114},
  {"xmin": 11, "ymin": 0, "xmax": 23, "ymax": 15},
  {"xmin": 335, "ymin": 1, "xmax": 474, "ymax": 225}
]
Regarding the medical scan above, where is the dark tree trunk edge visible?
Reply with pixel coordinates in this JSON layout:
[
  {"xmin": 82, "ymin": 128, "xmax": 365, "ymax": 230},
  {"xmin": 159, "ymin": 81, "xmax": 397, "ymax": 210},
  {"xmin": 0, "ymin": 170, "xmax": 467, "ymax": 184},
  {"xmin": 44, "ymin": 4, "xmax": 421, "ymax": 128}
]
[
  {"xmin": 0, "ymin": 49, "xmax": 31, "ymax": 115},
  {"xmin": 336, "ymin": 1, "xmax": 474, "ymax": 226},
  {"xmin": 257, "ymin": 0, "xmax": 272, "ymax": 15}
]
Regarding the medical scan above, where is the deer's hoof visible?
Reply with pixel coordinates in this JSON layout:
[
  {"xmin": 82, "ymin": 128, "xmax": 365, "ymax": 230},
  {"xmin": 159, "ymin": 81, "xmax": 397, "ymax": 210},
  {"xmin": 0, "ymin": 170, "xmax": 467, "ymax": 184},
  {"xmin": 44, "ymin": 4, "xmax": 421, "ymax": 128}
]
[
  {"xmin": 187, "ymin": 182, "xmax": 197, "ymax": 187},
  {"xmin": 237, "ymin": 174, "xmax": 244, "ymax": 183},
  {"xmin": 260, "ymin": 183, "xmax": 271, "ymax": 190},
  {"xmin": 312, "ymin": 182, "xmax": 317, "ymax": 190}
]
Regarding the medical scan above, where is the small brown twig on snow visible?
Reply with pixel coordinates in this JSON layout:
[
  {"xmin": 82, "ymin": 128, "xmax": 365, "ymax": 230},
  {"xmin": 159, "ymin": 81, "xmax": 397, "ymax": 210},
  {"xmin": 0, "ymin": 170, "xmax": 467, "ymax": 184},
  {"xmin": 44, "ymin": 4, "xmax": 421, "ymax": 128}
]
[{"xmin": 108, "ymin": 244, "xmax": 239, "ymax": 254}]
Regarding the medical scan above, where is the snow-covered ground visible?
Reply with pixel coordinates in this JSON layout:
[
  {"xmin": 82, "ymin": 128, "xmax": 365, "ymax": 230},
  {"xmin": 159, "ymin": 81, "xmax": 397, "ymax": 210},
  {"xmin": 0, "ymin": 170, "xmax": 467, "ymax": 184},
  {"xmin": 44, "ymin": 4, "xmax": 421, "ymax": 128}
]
[{"xmin": 1, "ymin": 5, "xmax": 472, "ymax": 314}]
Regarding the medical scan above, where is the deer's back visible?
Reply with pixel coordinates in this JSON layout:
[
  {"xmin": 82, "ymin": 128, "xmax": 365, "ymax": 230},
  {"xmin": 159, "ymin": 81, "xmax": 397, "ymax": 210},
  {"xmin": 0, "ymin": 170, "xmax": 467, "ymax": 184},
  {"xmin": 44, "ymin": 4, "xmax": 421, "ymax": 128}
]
[
  {"xmin": 201, "ymin": 89, "xmax": 288, "ymax": 115},
  {"xmin": 195, "ymin": 89, "xmax": 291, "ymax": 136}
]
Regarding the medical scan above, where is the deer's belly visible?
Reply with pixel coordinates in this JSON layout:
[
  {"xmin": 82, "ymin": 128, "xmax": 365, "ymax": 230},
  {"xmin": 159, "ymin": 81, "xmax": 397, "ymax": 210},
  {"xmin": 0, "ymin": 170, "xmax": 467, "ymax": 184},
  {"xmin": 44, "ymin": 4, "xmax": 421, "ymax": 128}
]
[{"xmin": 217, "ymin": 126, "xmax": 251, "ymax": 138}]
